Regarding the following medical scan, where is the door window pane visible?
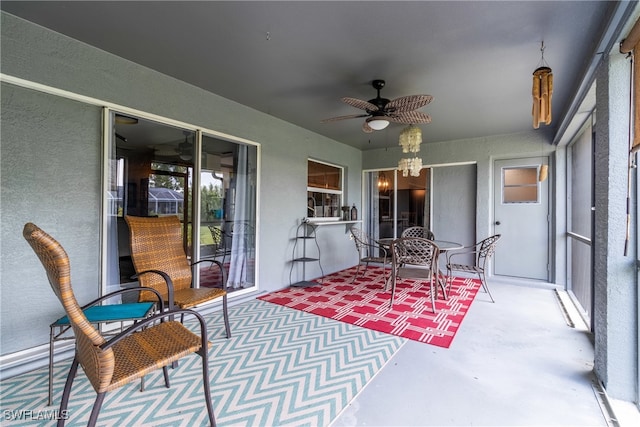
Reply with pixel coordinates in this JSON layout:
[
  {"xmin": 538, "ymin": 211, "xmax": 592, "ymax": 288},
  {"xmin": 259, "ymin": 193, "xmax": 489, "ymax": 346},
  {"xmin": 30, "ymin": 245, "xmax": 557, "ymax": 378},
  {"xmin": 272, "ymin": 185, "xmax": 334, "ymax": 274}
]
[{"xmin": 503, "ymin": 167, "xmax": 539, "ymax": 203}]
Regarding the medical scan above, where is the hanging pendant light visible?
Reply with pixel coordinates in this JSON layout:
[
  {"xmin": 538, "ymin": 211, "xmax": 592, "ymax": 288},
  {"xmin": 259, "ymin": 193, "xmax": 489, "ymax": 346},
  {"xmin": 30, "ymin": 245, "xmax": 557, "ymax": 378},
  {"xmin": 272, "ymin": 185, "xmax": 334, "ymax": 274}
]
[
  {"xmin": 532, "ymin": 41, "xmax": 553, "ymax": 129},
  {"xmin": 398, "ymin": 124, "xmax": 422, "ymax": 153},
  {"xmin": 398, "ymin": 124, "xmax": 423, "ymax": 177},
  {"xmin": 398, "ymin": 157, "xmax": 422, "ymax": 177},
  {"xmin": 377, "ymin": 171, "xmax": 390, "ymax": 192}
]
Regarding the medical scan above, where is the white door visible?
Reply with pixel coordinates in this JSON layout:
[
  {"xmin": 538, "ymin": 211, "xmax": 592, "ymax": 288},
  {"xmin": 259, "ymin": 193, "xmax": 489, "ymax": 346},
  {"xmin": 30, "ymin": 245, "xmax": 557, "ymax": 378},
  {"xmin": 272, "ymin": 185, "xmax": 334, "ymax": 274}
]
[{"xmin": 493, "ymin": 157, "xmax": 550, "ymax": 280}]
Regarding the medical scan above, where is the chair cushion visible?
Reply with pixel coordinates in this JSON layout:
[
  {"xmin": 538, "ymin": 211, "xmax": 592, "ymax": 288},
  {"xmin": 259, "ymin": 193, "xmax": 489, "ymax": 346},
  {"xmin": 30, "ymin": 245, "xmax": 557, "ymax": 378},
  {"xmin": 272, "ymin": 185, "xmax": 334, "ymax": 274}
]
[{"xmin": 53, "ymin": 303, "xmax": 155, "ymax": 326}]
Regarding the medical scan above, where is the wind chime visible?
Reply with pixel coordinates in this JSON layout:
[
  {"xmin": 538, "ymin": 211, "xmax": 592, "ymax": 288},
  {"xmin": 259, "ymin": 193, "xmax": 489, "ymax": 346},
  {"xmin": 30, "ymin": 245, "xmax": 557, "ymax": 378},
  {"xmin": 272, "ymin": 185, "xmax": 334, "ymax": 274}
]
[{"xmin": 532, "ymin": 41, "xmax": 553, "ymax": 129}]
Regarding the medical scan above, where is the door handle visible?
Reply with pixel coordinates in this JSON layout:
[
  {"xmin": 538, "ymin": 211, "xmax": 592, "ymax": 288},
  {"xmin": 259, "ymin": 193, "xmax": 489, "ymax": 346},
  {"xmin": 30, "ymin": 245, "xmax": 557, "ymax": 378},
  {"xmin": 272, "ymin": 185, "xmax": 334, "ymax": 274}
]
[{"xmin": 495, "ymin": 221, "xmax": 501, "ymax": 225}]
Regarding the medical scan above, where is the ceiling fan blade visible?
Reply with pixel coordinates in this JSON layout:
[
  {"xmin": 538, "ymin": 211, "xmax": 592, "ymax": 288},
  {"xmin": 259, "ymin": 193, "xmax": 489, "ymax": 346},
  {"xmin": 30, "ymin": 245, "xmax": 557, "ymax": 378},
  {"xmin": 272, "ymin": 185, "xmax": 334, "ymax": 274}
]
[
  {"xmin": 385, "ymin": 95, "xmax": 433, "ymax": 112},
  {"xmin": 321, "ymin": 113, "xmax": 370, "ymax": 123},
  {"xmin": 387, "ymin": 111, "xmax": 432, "ymax": 124},
  {"xmin": 362, "ymin": 121, "xmax": 374, "ymax": 133},
  {"xmin": 341, "ymin": 97, "xmax": 380, "ymax": 112}
]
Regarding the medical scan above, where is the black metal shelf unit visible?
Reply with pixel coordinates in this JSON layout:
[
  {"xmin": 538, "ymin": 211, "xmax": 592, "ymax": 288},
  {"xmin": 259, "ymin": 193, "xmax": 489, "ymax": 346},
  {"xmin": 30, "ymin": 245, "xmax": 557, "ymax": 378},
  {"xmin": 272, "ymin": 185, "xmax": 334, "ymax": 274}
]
[{"xmin": 289, "ymin": 220, "xmax": 324, "ymax": 287}]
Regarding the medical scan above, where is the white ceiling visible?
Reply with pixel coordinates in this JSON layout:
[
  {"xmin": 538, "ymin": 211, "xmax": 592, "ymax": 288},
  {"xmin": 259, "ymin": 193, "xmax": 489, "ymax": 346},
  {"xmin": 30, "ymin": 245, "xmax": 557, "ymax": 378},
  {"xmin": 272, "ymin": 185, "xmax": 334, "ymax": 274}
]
[{"xmin": 0, "ymin": 1, "xmax": 626, "ymax": 150}]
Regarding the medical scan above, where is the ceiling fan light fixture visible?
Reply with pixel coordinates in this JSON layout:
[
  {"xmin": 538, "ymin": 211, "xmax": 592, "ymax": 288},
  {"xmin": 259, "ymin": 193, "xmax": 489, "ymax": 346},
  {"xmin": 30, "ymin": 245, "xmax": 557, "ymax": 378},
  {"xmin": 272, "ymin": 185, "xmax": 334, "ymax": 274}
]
[{"xmin": 366, "ymin": 117, "xmax": 389, "ymax": 130}]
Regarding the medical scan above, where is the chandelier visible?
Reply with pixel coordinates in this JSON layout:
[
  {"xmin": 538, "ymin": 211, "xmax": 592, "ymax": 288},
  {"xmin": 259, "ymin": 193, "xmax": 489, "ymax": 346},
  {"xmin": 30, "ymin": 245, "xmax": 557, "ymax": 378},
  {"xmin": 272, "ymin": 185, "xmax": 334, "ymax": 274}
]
[
  {"xmin": 398, "ymin": 157, "xmax": 422, "ymax": 177},
  {"xmin": 398, "ymin": 124, "xmax": 422, "ymax": 153},
  {"xmin": 398, "ymin": 125, "xmax": 423, "ymax": 176},
  {"xmin": 377, "ymin": 171, "xmax": 390, "ymax": 192}
]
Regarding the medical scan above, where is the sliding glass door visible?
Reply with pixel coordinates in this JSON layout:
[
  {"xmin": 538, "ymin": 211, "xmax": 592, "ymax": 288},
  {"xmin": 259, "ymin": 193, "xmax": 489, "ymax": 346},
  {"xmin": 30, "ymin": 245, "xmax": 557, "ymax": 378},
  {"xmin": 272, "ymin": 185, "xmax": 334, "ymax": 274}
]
[
  {"xmin": 198, "ymin": 134, "xmax": 257, "ymax": 290},
  {"xmin": 363, "ymin": 168, "xmax": 431, "ymax": 240},
  {"xmin": 104, "ymin": 109, "xmax": 258, "ymax": 301}
]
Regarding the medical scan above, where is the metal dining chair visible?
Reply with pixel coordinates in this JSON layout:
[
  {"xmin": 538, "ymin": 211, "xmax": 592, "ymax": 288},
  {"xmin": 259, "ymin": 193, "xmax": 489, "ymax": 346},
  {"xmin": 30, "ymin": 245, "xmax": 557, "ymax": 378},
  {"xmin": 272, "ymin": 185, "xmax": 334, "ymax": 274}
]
[
  {"xmin": 349, "ymin": 226, "xmax": 389, "ymax": 284},
  {"xmin": 390, "ymin": 237, "xmax": 444, "ymax": 312},
  {"xmin": 401, "ymin": 226, "xmax": 435, "ymax": 240},
  {"xmin": 446, "ymin": 234, "xmax": 501, "ymax": 302}
]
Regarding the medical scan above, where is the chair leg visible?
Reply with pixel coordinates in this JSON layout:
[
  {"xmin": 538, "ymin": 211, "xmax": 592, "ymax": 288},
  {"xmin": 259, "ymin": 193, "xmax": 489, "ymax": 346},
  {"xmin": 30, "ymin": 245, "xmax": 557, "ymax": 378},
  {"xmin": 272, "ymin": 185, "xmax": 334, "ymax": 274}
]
[
  {"xmin": 479, "ymin": 271, "xmax": 495, "ymax": 303},
  {"xmin": 429, "ymin": 278, "xmax": 437, "ymax": 313},
  {"xmin": 48, "ymin": 327, "xmax": 55, "ymax": 406},
  {"xmin": 437, "ymin": 271, "xmax": 448, "ymax": 300},
  {"xmin": 87, "ymin": 393, "xmax": 106, "ymax": 427},
  {"xmin": 140, "ymin": 376, "xmax": 145, "ymax": 392},
  {"xmin": 351, "ymin": 262, "xmax": 362, "ymax": 283},
  {"xmin": 223, "ymin": 294, "xmax": 231, "ymax": 338},
  {"xmin": 199, "ymin": 348, "xmax": 217, "ymax": 427},
  {"xmin": 383, "ymin": 261, "xmax": 390, "ymax": 290},
  {"xmin": 389, "ymin": 271, "xmax": 397, "ymax": 307},
  {"xmin": 163, "ymin": 366, "xmax": 170, "ymax": 388},
  {"xmin": 57, "ymin": 357, "xmax": 79, "ymax": 427}
]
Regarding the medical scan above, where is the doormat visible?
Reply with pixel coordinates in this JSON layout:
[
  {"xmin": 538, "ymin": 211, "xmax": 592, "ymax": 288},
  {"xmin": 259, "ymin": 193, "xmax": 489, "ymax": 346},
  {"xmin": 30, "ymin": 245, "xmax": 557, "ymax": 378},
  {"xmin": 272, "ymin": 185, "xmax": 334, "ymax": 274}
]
[{"xmin": 258, "ymin": 265, "xmax": 482, "ymax": 348}]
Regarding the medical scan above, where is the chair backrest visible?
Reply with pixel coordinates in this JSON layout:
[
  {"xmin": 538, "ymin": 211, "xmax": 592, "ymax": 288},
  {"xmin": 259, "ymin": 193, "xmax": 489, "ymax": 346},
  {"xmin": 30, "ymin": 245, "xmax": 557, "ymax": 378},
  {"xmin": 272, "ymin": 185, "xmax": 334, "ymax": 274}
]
[
  {"xmin": 230, "ymin": 221, "xmax": 255, "ymax": 248},
  {"xmin": 349, "ymin": 227, "xmax": 372, "ymax": 255},
  {"xmin": 207, "ymin": 225, "xmax": 228, "ymax": 253},
  {"xmin": 23, "ymin": 223, "xmax": 114, "ymax": 392},
  {"xmin": 126, "ymin": 215, "xmax": 193, "ymax": 299},
  {"xmin": 477, "ymin": 234, "xmax": 501, "ymax": 268},
  {"xmin": 391, "ymin": 237, "xmax": 439, "ymax": 268},
  {"xmin": 401, "ymin": 226, "xmax": 435, "ymax": 240}
]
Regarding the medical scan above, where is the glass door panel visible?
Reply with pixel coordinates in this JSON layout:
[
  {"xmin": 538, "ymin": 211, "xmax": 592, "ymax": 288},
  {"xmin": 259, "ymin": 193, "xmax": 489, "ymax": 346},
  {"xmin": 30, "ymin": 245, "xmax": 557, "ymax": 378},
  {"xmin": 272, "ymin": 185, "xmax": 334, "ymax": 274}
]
[
  {"xmin": 106, "ymin": 112, "xmax": 195, "ymax": 298},
  {"xmin": 364, "ymin": 168, "xmax": 431, "ymax": 244},
  {"xmin": 197, "ymin": 133, "xmax": 257, "ymax": 291}
]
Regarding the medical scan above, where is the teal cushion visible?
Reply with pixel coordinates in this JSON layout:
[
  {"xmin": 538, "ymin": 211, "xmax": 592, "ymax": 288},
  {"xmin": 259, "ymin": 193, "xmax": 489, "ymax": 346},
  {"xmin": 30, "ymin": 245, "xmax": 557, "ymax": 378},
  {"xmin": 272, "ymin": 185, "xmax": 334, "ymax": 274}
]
[{"xmin": 53, "ymin": 303, "xmax": 155, "ymax": 326}]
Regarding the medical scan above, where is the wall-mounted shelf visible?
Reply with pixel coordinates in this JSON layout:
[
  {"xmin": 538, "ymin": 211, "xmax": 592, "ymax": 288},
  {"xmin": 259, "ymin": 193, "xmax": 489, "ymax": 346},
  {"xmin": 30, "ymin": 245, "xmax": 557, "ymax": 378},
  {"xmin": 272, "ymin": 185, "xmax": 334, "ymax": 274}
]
[{"xmin": 306, "ymin": 219, "xmax": 362, "ymax": 233}]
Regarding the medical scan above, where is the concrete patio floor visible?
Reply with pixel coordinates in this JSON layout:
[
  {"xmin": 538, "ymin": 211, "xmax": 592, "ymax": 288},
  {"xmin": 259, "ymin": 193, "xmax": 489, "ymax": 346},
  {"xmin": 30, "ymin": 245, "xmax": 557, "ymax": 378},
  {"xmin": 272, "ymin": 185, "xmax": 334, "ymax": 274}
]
[{"xmin": 331, "ymin": 277, "xmax": 619, "ymax": 427}]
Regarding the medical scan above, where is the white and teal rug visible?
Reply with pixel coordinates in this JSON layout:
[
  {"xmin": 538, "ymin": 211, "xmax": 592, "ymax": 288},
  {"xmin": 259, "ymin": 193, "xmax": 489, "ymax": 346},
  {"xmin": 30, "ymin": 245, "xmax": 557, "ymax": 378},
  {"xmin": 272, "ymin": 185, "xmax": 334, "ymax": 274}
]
[{"xmin": 1, "ymin": 299, "xmax": 404, "ymax": 426}]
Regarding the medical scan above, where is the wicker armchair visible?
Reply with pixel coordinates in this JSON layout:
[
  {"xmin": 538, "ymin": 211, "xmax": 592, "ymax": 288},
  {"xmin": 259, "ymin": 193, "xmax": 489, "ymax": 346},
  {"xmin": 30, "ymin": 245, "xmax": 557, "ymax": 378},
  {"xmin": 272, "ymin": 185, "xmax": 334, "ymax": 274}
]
[
  {"xmin": 23, "ymin": 223, "xmax": 217, "ymax": 427},
  {"xmin": 446, "ymin": 234, "xmax": 501, "ymax": 302},
  {"xmin": 401, "ymin": 226, "xmax": 435, "ymax": 240},
  {"xmin": 390, "ymin": 237, "xmax": 444, "ymax": 312},
  {"xmin": 46, "ymin": 288, "xmax": 163, "ymax": 406},
  {"xmin": 126, "ymin": 215, "xmax": 231, "ymax": 338},
  {"xmin": 349, "ymin": 226, "xmax": 389, "ymax": 284}
]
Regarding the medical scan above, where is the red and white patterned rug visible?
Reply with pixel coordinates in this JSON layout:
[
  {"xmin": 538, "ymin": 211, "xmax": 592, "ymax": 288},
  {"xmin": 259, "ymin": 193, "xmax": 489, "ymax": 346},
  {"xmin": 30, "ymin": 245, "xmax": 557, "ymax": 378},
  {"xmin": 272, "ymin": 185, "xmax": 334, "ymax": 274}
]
[{"xmin": 258, "ymin": 265, "xmax": 482, "ymax": 348}]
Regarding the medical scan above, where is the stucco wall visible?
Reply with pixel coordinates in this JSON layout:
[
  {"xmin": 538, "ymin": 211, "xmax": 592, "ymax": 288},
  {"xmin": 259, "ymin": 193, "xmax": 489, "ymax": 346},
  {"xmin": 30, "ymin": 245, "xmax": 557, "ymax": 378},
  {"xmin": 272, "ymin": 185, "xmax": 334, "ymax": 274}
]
[
  {"xmin": 0, "ymin": 12, "xmax": 360, "ymax": 358},
  {"xmin": 593, "ymin": 53, "xmax": 638, "ymax": 401},
  {"xmin": 363, "ymin": 130, "xmax": 556, "ymax": 245}
]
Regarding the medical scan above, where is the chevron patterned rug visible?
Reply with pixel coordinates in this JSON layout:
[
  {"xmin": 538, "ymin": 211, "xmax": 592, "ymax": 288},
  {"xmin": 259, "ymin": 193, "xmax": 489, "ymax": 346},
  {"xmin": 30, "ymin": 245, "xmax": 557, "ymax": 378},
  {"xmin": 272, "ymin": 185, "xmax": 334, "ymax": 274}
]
[
  {"xmin": 259, "ymin": 266, "xmax": 481, "ymax": 348},
  {"xmin": 0, "ymin": 299, "xmax": 403, "ymax": 426}
]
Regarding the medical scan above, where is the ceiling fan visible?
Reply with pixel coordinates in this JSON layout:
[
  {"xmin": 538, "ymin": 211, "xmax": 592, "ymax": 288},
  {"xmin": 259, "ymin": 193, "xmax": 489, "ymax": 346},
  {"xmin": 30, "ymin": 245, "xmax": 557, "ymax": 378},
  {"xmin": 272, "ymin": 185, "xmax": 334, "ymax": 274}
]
[{"xmin": 321, "ymin": 79, "xmax": 433, "ymax": 133}]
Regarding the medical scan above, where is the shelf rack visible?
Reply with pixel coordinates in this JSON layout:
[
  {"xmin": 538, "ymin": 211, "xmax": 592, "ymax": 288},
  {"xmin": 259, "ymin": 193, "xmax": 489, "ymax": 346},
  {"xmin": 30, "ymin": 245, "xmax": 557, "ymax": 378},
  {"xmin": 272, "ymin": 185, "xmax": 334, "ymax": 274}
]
[{"xmin": 289, "ymin": 220, "xmax": 324, "ymax": 287}]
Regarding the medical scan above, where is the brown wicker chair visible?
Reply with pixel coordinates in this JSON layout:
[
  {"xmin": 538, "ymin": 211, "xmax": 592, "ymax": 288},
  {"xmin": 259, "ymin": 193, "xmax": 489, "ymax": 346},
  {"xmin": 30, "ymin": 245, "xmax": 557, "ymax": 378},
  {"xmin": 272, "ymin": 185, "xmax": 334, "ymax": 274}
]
[
  {"xmin": 23, "ymin": 222, "xmax": 217, "ymax": 427},
  {"xmin": 126, "ymin": 215, "xmax": 231, "ymax": 338},
  {"xmin": 446, "ymin": 234, "xmax": 501, "ymax": 302},
  {"xmin": 390, "ymin": 237, "xmax": 444, "ymax": 312},
  {"xmin": 401, "ymin": 226, "xmax": 435, "ymax": 240},
  {"xmin": 349, "ymin": 226, "xmax": 389, "ymax": 284}
]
